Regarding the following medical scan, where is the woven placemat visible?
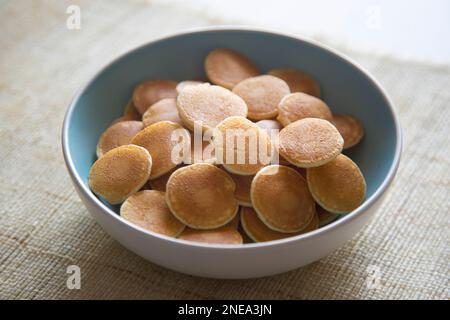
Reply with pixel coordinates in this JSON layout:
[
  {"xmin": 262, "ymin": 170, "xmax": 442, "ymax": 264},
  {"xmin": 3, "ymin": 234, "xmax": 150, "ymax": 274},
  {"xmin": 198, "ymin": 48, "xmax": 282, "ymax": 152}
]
[{"xmin": 0, "ymin": 0, "xmax": 448, "ymax": 299}]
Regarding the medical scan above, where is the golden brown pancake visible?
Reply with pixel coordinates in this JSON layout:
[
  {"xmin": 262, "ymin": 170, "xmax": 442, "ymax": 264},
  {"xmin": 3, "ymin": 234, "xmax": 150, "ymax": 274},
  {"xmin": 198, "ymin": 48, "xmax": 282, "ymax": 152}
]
[
  {"xmin": 250, "ymin": 165, "xmax": 316, "ymax": 233},
  {"xmin": 89, "ymin": 145, "xmax": 152, "ymax": 204},
  {"xmin": 279, "ymin": 118, "xmax": 343, "ymax": 168},
  {"xmin": 307, "ymin": 154, "xmax": 366, "ymax": 213},
  {"xmin": 178, "ymin": 212, "xmax": 240, "ymax": 244},
  {"xmin": 96, "ymin": 121, "xmax": 143, "ymax": 158},
  {"xmin": 232, "ymin": 75, "xmax": 290, "ymax": 120},
  {"xmin": 178, "ymin": 225, "xmax": 243, "ymax": 245},
  {"xmin": 204, "ymin": 48, "xmax": 259, "ymax": 89},
  {"xmin": 148, "ymin": 166, "xmax": 180, "ymax": 192},
  {"xmin": 142, "ymin": 98, "xmax": 182, "ymax": 127},
  {"xmin": 121, "ymin": 190, "xmax": 185, "ymax": 237},
  {"xmin": 175, "ymin": 80, "xmax": 205, "ymax": 94},
  {"xmin": 132, "ymin": 80, "xmax": 177, "ymax": 114},
  {"xmin": 131, "ymin": 121, "xmax": 190, "ymax": 179},
  {"xmin": 331, "ymin": 114, "xmax": 364, "ymax": 149},
  {"xmin": 268, "ymin": 68, "xmax": 321, "ymax": 97},
  {"xmin": 316, "ymin": 204, "xmax": 339, "ymax": 227},
  {"xmin": 213, "ymin": 116, "xmax": 273, "ymax": 175},
  {"xmin": 227, "ymin": 171, "xmax": 254, "ymax": 207},
  {"xmin": 277, "ymin": 92, "xmax": 332, "ymax": 127},
  {"xmin": 177, "ymin": 83, "xmax": 248, "ymax": 131},
  {"xmin": 166, "ymin": 164, "xmax": 239, "ymax": 229},
  {"xmin": 241, "ymin": 207, "xmax": 319, "ymax": 242}
]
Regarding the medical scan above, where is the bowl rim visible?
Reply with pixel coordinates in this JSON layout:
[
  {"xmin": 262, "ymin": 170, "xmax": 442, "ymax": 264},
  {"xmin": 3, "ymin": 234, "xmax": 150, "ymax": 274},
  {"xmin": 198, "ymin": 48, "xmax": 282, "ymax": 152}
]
[{"xmin": 62, "ymin": 26, "xmax": 402, "ymax": 250}]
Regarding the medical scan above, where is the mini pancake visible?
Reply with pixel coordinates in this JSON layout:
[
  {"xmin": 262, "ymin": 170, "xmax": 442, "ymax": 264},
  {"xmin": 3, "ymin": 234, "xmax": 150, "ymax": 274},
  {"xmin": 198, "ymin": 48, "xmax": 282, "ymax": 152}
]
[
  {"xmin": 121, "ymin": 190, "xmax": 185, "ymax": 237},
  {"xmin": 148, "ymin": 166, "xmax": 180, "ymax": 192},
  {"xmin": 142, "ymin": 98, "xmax": 182, "ymax": 127},
  {"xmin": 227, "ymin": 171, "xmax": 254, "ymax": 207},
  {"xmin": 166, "ymin": 164, "xmax": 239, "ymax": 229},
  {"xmin": 316, "ymin": 205, "xmax": 339, "ymax": 227},
  {"xmin": 89, "ymin": 145, "xmax": 152, "ymax": 204},
  {"xmin": 232, "ymin": 75, "xmax": 290, "ymax": 120},
  {"xmin": 250, "ymin": 165, "xmax": 316, "ymax": 233},
  {"xmin": 307, "ymin": 154, "xmax": 366, "ymax": 213},
  {"xmin": 96, "ymin": 121, "xmax": 143, "ymax": 158},
  {"xmin": 205, "ymin": 48, "xmax": 259, "ymax": 89},
  {"xmin": 268, "ymin": 68, "xmax": 321, "ymax": 98},
  {"xmin": 213, "ymin": 116, "xmax": 273, "ymax": 175},
  {"xmin": 111, "ymin": 100, "xmax": 141, "ymax": 124},
  {"xmin": 179, "ymin": 212, "xmax": 240, "ymax": 244},
  {"xmin": 178, "ymin": 225, "xmax": 243, "ymax": 245},
  {"xmin": 277, "ymin": 92, "xmax": 332, "ymax": 127},
  {"xmin": 132, "ymin": 80, "xmax": 178, "ymax": 114},
  {"xmin": 331, "ymin": 114, "xmax": 364, "ymax": 149},
  {"xmin": 241, "ymin": 207, "xmax": 319, "ymax": 242},
  {"xmin": 279, "ymin": 118, "xmax": 344, "ymax": 168},
  {"xmin": 131, "ymin": 121, "xmax": 191, "ymax": 179},
  {"xmin": 176, "ymin": 80, "xmax": 205, "ymax": 94},
  {"xmin": 177, "ymin": 83, "xmax": 248, "ymax": 131}
]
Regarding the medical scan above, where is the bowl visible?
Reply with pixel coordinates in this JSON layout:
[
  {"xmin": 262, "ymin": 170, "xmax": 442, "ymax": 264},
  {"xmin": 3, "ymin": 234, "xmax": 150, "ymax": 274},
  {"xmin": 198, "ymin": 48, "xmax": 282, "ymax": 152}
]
[{"xmin": 62, "ymin": 27, "xmax": 402, "ymax": 279}]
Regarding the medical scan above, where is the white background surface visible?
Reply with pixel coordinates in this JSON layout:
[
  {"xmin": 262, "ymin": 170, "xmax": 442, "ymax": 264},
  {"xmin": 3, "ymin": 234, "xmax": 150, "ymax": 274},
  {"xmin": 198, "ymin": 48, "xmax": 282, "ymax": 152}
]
[{"xmin": 158, "ymin": 0, "xmax": 450, "ymax": 66}]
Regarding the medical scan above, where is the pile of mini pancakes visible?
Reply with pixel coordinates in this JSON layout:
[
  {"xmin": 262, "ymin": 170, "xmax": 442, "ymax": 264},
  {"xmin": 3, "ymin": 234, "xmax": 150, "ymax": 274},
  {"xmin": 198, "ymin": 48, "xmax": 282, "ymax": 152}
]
[{"xmin": 88, "ymin": 48, "xmax": 366, "ymax": 245}]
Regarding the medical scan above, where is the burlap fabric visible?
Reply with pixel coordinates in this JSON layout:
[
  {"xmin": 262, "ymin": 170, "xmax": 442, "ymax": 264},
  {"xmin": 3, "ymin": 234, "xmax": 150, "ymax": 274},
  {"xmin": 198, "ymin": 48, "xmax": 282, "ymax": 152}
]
[{"xmin": 0, "ymin": 0, "xmax": 448, "ymax": 299}]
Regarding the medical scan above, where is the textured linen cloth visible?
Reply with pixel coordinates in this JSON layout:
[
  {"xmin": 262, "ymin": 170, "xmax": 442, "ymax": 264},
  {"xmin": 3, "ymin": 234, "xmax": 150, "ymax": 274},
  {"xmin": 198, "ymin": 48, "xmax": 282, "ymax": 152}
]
[{"xmin": 0, "ymin": 0, "xmax": 449, "ymax": 299}]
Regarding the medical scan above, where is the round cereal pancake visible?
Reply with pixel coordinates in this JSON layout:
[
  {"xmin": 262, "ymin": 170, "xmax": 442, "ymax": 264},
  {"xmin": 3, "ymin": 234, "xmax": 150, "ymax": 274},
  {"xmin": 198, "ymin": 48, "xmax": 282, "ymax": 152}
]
[
  {"xmin": 148, "ymin": 166, "xmax": 180, "ymax": 192},
  {"xmin": 277, "ymin": 92, "xmax": 332, "ymax": 127},
  {"xmin": 176, "ymin": 80, "xmax": 205, "ymax": 94},
  {"xmin": 142, "ymin": 98, "xmax": 182, "ymax": 127},
  {"xmin": 268, "ymin": 68, "xmax": 321, "ymax": 97},
  {"xmin": 132, "ymin": 80, "xmax": 177, "ymax": 114},
  {"xmin": 121, "ymin": 190, "xmax": 185, "ymax": 237},
  {"xmin": 316, "ymin": 205, "xmax": 339, "ymax": 227},
  {"xmin": 89, "ymin": 145, "xmax": 152, "ymax": 204},
  {"xmin": 331, "ymin": 114, "xmax": 364, "ymax": 149},
  {"xmin": 166, "ymin": 164, "xmax": 239, "ymax": 229},
  {"xmin": 279, "ymin": 118, "xmax": 343, "ymax": 168},
  {"xmin": 241, "ymin": 207, "xmax": 318, "ymax": 242},
  {"xmin": 250, "ymin": 165, "xmax": 316, "ymax": 233},
  {"xmin": 131, "ymin": 121, "xmax": 191, "ymax": 179},
  {"xmin": 205, "ymin": 48, "xmax": 259, "ymax": 89},
  {"xmin": 232, "ymin": 75, "xmax": 290, "ymax": 120},
  {"xmin": 96, "ymin": 121, "xmax": 143, "ymax": 158},
  {"xmin": 178, "ymin": 225, "xmax": 243, "ymax": 245},
  {"xmin": 213, "ymin": 116, "xmax": 273, "ymax": 175},
  {"xmin": 177, "ymin": 83, "xmax": 248, "ymax": 131},
  {"xmin": 227, "ymin": 171, "xmax": 254, "ymax": 207},
  {"xmin": 307, "ymin": 154, "xmax": 366, "ymax": 213}
]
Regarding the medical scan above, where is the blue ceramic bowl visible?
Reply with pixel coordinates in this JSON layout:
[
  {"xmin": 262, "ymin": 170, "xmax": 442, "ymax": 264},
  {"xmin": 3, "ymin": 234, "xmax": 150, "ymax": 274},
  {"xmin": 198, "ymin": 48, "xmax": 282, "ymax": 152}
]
[{"xmin": 62, "ymin": 27, "xmax": 401, "ymax": 278}]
